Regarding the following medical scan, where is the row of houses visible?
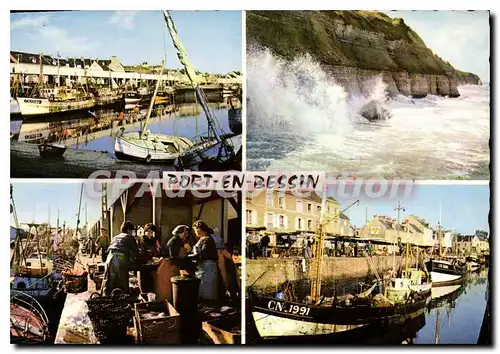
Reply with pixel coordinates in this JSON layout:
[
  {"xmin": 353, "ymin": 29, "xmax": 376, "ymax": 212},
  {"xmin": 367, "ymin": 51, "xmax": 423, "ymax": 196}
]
[
  {"xmin": 10, "ymin": 50, "xmax": 242, "ymax": 86},
  {"xmin": 245, "ymin": 191, "xmax": 489, "ymax": 254}
]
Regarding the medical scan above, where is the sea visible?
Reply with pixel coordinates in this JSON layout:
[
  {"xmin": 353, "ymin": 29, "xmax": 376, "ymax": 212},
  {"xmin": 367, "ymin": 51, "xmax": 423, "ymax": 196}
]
[{"xmin": 246, "ymin": 49, "xmax": 490, "ymax": 179}]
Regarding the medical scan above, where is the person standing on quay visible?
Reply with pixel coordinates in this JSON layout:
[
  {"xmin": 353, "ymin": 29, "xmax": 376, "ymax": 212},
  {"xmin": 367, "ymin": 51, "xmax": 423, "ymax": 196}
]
[{"xmin": 96, "ymin": 228, "xmax": 110, "ymax": 263}]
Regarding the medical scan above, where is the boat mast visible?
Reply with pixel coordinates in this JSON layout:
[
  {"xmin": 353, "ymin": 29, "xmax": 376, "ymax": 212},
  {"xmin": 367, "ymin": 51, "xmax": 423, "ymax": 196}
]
[
  {"xmin": 405, "ymin": 219, "xmax": 409, "ymax": 275},
  {"xmin": 57, "ymin": 51, "xmax": 60, "ymax": 88},
  {"xmin": 438, "ymin": 200, "xmax": 442, "ymax": 257},
  {"xmin": 310, "ymin": 197, "xmax": 359, "ymax": 302},
  {"xmin": 140, "ymin": 60, "xmax": 165, "ymax": 139},
  {"xmin": 47, "ymin": 205, "xmax": 51, "ymax": 258},
  {"xmin": 394, "ymin": 200, "xmax": 405, "ymax": 273},
  {"xmin": 39, "ymin": 53, "xmax": 44, "ymax": 97},
  {"xmin": 162, "ymin": 10, "xmax": 220, "ymax": 142},
  {"xmin": 75, "ymin": 183, "xmax": 84, "ymax": 240}
]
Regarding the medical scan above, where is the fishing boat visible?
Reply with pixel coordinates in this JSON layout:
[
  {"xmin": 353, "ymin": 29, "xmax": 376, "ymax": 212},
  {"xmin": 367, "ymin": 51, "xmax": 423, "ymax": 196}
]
[
  {"xmin": 425, "ymin": 202, "xmax": 463, "ymax": 287},
  {"xmin": 386, "ymin": 218, "xmax": 432, "ymax": 303},
  {"xmin": 248, "ymin": 197, "xmax": 430, "ymax": 341},
  {"xmin": 465, "ymin": 256, "xmax": 480, "ymax": 272},
  {"xmin": 16, "ymin": 55, "xmax": 95, "ymax": 117},
  {"xmin": 123, "ymin": 91, "xmax": 142, "ymax": 104},
  {"xmin": 248, "ymin": 287, "xmax": 428, "ymax": 340},
  {"xmin": 38, "ymin": 141, "xmax": 67, "ymax": 158},
  {"xmin": 114, "ymin": 10, "xmax": 237, "ymax": 168},
  {"xmin": 10, "ymin": 186, "xmax": 62, "ymax": 300},
  {"xmin": 17, "ymin": 96, "xmax": 95, "ymax": 117},
  {"xmin": 10, "ymin": 291, "xmax": 50, "ymax": 344},
  {"xmin": 425, "ymin": 259, "xmax": 463, "ymax": 287}
]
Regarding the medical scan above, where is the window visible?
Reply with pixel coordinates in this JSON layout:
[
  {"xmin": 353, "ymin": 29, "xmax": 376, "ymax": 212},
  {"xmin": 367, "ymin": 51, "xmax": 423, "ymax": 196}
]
[
  {"xmin": 278, "ymin": 196, "xmax": 285, "ymax": 209},
  {"xmin": 266, "ymin": 192, "xmax": 274, "ymax": 207},
  {"xmin": 279, "ymin": 215, "xmax": 285, "ymax": 228},
  {"xmin": 296, "ymin": 200, "xmax": 303, "ymax": 213},
  {"xmin": 307, "ymin": 220, "xmax": 313, "ymax": 231},
  {"xmin": 266, "ymin": 213, "xmax": 274, "ymax": 228},
  {"xmin": 327, "ymin": 206, "xmax": 331, "ymax": 213},
  {"xmin": 307, "ymin": 203, "xmax": 312, "ymax": 213},
  {"xmin": 317, "ymin": 205, "xmax": 321, "ymax": 213},
  {"xmin": 246, "ymin": 210, "xmax": 254, "ymax": 225},
  {"xmin": 297, "ymin": 218, "xmax": 303, "ymax": 230}
]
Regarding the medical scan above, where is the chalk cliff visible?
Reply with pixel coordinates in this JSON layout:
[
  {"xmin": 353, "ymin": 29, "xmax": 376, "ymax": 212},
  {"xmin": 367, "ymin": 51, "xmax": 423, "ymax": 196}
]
[{"xmin": 247, "ymin": 11, "xmax": 482, "ymax": 98}]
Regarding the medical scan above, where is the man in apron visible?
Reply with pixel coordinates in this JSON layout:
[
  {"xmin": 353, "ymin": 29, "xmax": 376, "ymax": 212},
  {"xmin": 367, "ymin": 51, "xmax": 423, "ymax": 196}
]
[{"xmin": 101, "ymin": 221, "xmax": 138, "ymax": 295}]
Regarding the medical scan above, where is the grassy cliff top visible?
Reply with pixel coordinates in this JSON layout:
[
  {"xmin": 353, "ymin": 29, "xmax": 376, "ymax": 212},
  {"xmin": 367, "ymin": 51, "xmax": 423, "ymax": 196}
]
[{"xmin": 247, "ymin": 11, "xmax": 474, "ymax": 77}]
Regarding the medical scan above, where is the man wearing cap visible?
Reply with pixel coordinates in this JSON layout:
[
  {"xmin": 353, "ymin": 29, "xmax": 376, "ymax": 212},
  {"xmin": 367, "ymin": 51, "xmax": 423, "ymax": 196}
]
[{"xmin": 95, "ymin": 228, "xmax": 110, "ymax": 263}]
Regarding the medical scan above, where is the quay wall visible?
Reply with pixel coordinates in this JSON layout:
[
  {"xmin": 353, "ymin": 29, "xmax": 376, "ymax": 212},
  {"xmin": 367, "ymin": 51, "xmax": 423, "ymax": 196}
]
[{"xmin": 247, "ymin": 256, "xmax": 408, "ymax": 291}]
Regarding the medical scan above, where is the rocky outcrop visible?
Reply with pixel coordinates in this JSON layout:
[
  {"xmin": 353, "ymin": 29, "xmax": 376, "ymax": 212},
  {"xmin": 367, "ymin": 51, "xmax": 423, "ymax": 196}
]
[
  {"xmin": 359, "ymin": 100, "xmax": 391, "ymax": 121},
  {"xmin": 247, "ymin": 11, "xmax": 482, "ymax": 98}
]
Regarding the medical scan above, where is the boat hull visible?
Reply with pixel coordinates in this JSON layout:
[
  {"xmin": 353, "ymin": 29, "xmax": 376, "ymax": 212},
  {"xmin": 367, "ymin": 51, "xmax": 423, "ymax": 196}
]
[
  {"xmin": 17, "ymin": 97, "xmax": 95, "ymax": 117},
  {"xmin": 114, "ymin": 133, "xmax": 194, "ymax": 163},
  {"xmin": 124, "ymin": 97, "xmax": 141, "ymax": 104},
  {"xmin": 425, "ymin": 259, "xmax": 463, "ymax": 287},
  {"xmin": 248, "ymin": 291, "xmax": 429, "ymax": 339},
  {"xmin": 252, "ymin": 310, "xmax": 365, "ymax": 338}
]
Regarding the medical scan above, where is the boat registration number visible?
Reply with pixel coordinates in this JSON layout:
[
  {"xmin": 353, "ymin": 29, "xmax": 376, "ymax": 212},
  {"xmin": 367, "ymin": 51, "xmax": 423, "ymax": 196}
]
[
  {"xmin": 23, "ymin": 99, "xmax": 42, "ymax": 104},
  {"xmin": 267, "ymin": 300, "xmax": 311, "ymax": 316}
]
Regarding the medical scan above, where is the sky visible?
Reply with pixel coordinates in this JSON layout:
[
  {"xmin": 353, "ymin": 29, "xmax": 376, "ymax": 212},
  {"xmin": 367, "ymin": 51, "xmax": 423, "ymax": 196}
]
[
  {"xmin": 10, "ymin": 10, "xmax": 242, "ymax": 74},
  {"xmin": 327, "ymin": 184, "xmax": 490, "ymax": 235},
  {"xmin": 11, "ymin": 182, "xmax": 103, "ymax": 229},
  {"xmin": 383, "ymin": 10, "xmax": 490, "ymax": 83}
]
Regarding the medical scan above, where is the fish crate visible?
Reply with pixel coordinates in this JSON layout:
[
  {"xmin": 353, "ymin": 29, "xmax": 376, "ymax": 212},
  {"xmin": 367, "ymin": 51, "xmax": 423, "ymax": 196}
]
[
  {"xmin": 202, "ymin": 313, "xmax": 241, "ymax": 344},
  {"xmin": 134, "ymin": 300, "xmax": 181, "ymax": 344}
]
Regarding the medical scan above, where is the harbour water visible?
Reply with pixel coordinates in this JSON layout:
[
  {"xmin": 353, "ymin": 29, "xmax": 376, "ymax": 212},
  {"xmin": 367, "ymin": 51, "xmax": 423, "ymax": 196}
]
[
  {"xmin": 246, "ymin": 268, "xmax": 490, "ymax": 345},
  {"xmin": 414, "ymin": 268, "xmax": 489, "ymax": 344},
  {"xmin": 11, "ymin": 102, "xmax": 232, "ymax": 159},
  {"xmin": 246, "ymin": 50, "xmax": 490, "ymax": 179}
]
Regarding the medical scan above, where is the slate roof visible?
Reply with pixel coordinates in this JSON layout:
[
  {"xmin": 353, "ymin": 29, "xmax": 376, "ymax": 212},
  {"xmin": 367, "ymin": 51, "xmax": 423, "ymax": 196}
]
[{"xmin": 10, "ymin": 51, "xmax": 114, "ymax": 70}]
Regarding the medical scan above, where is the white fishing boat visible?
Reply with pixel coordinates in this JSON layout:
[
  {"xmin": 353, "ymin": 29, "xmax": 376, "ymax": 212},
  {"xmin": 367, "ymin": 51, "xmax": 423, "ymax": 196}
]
[
  {"xmin": 386, "ymin": 219, "xmax": 432, "ymax": 303},
  {"xmin": 16, "ymin": 55, "xmax": 95, "ymax": 117},
  {"xmin": 124, "ymin": 91, "xmax": 142, "ymax": 104},
  {"xmin": 425, "ymin": 259, "xmax": 463, "ymax": 286},
  {"xmin": 386, "ymin": 269, "xmax": 432, "ymax": 303},
  {"xmin": 17, "ymin": 96, "xmax": 95, "ymax": 117},
  {"xmin": 114, "ymin": 10, "xmax": 236, "ymax": 167},
  {"xmin": 115, "ymin": 130, "xmax": 200, "ymax": 163}
]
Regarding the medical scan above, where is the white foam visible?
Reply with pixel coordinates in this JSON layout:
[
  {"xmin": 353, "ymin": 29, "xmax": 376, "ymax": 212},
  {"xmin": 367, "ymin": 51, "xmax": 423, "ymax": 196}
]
[{"xmin": 247, "ymin": 49, "xmax": 490, "ymax": 178}]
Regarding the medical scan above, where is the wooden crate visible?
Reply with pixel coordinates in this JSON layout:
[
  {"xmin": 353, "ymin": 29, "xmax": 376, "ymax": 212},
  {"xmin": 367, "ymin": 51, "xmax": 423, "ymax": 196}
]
[
  {"xmin": 134, "ymin": 300, "xmax": 181, "ymax": 344},
  {"xmin": 202, "ymin": 313, "xmax": 241, "ymax": 344}
]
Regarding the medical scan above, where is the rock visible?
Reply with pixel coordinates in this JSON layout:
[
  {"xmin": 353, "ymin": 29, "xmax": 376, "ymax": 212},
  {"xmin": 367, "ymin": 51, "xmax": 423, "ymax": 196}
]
[{"xmin": 359, "ymin": 100, "xmax": 392, "ymax": 121}]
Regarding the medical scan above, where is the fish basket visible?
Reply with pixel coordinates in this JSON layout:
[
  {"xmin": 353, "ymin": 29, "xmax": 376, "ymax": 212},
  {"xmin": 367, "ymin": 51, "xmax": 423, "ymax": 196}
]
[
  {"xmin": 63, "ymin": 272, "xmax": 88, "ymax": 293},
  {"xmin": 86, "ymin": 289, "xmax": 132, "ymax": 344},
  {"xmin": 134, "ymin": 300, "xmax": 181, "ymax": 344}
]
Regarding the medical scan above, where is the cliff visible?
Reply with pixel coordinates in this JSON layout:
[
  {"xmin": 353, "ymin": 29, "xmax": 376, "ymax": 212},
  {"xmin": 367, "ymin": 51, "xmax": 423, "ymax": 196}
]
[{"xmin": 247, "ymin": 11, "xmax": 482, "ymax": 98}]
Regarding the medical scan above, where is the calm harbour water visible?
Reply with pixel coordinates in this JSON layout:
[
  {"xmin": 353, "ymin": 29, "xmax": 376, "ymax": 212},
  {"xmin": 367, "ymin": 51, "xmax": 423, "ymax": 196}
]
[
  {"xmin": 11, "ymin": 103, "xmax": 231, "ymax": 158},
  {"xmin": 413, "ymin": 268, "xmax": 489, "ymax": 344}
]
